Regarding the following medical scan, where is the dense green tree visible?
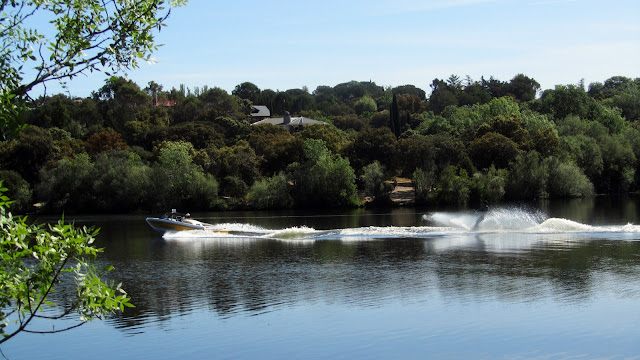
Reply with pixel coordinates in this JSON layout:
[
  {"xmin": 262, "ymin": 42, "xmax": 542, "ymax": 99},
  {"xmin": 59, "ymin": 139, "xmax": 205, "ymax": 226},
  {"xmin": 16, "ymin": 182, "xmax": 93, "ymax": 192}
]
[
  {"xmin": 469, "ymin": 132, "xmax": 521, "ymax": 170},
  {"xmin": 209, "ymin": 141, "xmax": 261, "ymax": 188},
  {"xmin": 561, "ymin": 134, "xmax": 604, "ymax": 182},
  {"xmin": 169, "ymin": 95, "xmax": 201, "ymax": 124},
  {"xmin": 596, "ymin": 134, "xmax": 636, "ymax": 193},
  {"xmin": 26, "ymin": 95, "xmax": 74, "ymax": 130},
  {"xmin": 85, "ymin": 130, "xmax": 128, "ymax": 156},
  {"xmin": 458, "ymin": 80, "xmax": 491, "ymax": 106},
  {"xmin": 232, "ymin": 82, "xmax": 261, "ymax": 103},
  {"xmin": 93, "ymin": 77, "xmax": 151, "ymax": 131},
  {"xmin": 72, "ymin": 98, "xmax": 104, "ymax": 133},
  {"xmin": 534, "ymin": 84, "xmax": 621, "ymax": 129},
  {"xmin": 145, "ymin": 81, "xmax": 164, "ymax": 101},
  {"xmin": 390, "ymin": 94, "xmax": 401, "ymax": 137},
  {"xmin": 416, "ymin": 112, "xmax": 453, "ymax": 135},
  {"xmin": 150, "ymin": 141, "xmax": 219, "ymax": 210},
  {"xmin": 412, "ymin": 168, "xmax": 433, "ymax": 204},
  {"xmin": 369, "ymin": 110, "xmax": 390, "ymax": 128},
  {"xmin": 362, "ymin": 161, "xmax": 391, "ymax": 201},
  {"xmin": 247, "ymin": 124, "xmax": 304, "ymax": 176},
  {"xmin": 92, "ymin": 150, "xmax": 153, "ymax": 212},
  {"xmin": 588, "ymin": 77, "xmax": 640, "ymax": 122},
  {"xmin": 434, "ymin": 165, "xmax": 471, "ymax": 205},
  {"xmin": 354, "ymin": 96, "xmax": 377, "ymax": 115},
  {"xmin": 505, "ymin": 151, "xmax": 548, "ymax": 200},
  {"xmin": 294, "ymin": 124, "xmax": 348, "ymax": 154},
  {"xmin": 136, "ymin": 106, "xmax": 170, "ymax": 127},
  {"xmin": 473, "ymin": 165, "xmax": 508, "ymax": 203},
  {"xmin": 257, "ymin": 89, "xmax": 277, "ymax": 113},
  {"xmin": 544, "ymin": 157, "xmax": 594, "ymax": 198},
  {"xmin": 481, "ymin": 76, "xmax": 508, "ymax": 98},
  {"xmin": 270, "ymin": 92, "xmax": 293, "ymax": 116},
  {"xmin": 209, "ymin": 116, "xmax": 251, "ymax": 144},
  {"xmin": 430, "ymin": 133, "xmax": 474, "ymax": 174},
  {"xmin": 291, "ymin": 92, "xmax": 316, "ymax": 114},
  {"xmin": 288, "ymin": 139, "xmax": 359, "ymax": 208},
  {"xmin": 219, "ymin": 176, "xmax": 249, "ymax": 201},
  {"xmin": 246, "ymin": 173, "xmax": 293, "ymax": 210},
  {"xmin": 0, "ymin": 125, "xmax": 55, "ymax": 183},
  {"xmin": 312, "ymin": 86, "xmax": 338, "ymax": 105},
  {"xmin": 508, "ymin": 74, "xmax": 540, "ymax": 102},
  {"xmin": 330, "ymin": 114, "xmax": 367, "ymax": 132},
  {"xmin": 531, "ymin": 127, "xmax": 561, "ymax": 158},
  {"xmin": 428, "ymin": 79, "xmax": 458, "ymax": 114},
  {"xmin": 396, "ymin": 94, "xmax": 426, "ymax": 115},
  {"xmin": 397, "ymin": 135, "xmax": 436, "ymax": 176},
  {"xmin": 476, "ymin": 115, "xmax": 532, "ymax": 150},
  {"xmin": 36, "ymin": 153, "xmax": 96, "ymax": 212},
  {"xmin": 392, "ymin": 85, "xmax": 426, "ymax": 100},
  {"xmin": 199, "ymin": 87, "xmax": 248, "ymax": 120},
  {"xmin": 0, "ymin": 170, "xmax": 32, "ymax": 214},
  {"xmin": 344, "ymin": 127, "xmax": 398, "ymax": 172},
  {"xmin": 150, "ymin": 122, "xmax": 225, "ymax": 150},
  {"xmin": 334, "ymin": 81, "xmax": 384, "ymax": 102}
]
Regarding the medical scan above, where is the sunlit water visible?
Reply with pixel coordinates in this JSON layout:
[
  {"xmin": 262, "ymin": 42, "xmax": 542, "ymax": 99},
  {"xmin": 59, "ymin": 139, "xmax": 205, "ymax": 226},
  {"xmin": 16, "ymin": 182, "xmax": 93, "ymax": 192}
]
[{"xmin": 3, "ymin": 200, "xmax": 640, "ymax": 359}]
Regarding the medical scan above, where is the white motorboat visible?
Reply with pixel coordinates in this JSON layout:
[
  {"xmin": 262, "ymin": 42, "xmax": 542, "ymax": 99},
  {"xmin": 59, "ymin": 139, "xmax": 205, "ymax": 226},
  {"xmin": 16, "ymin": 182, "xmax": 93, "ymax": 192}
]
[{"xmin": 146, "ymin": 210, "xmax": 214, "ymax": 234}]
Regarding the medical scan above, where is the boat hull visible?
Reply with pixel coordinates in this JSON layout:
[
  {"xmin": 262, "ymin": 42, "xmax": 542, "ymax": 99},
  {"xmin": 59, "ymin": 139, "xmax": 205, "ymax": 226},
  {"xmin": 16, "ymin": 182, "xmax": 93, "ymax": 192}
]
[{"xmin": 146, "ymin": 217, "xmax": 205, "ymax": 233}]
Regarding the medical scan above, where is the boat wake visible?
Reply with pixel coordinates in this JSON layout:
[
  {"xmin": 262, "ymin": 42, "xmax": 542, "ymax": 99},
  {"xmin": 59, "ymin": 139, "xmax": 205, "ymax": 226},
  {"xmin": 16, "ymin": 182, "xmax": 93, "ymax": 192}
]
[{"xmin": 162, "ymin": 206, "xmax": 640, "ymax": 242}]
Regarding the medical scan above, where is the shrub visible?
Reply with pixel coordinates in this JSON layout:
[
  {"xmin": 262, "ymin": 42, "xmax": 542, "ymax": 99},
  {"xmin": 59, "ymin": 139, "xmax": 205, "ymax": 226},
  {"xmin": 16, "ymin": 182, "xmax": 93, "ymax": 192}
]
[
  {"xmin": 288, "ymin": 139, "xmax": 359, "ymax": 208},
  {"xmin": 473, "ymin": 165, "xmax": 508, "ymax": 202},
  {"xmin": 247, "ymin": 173, "xmax": 293, "ymax": 210},
  {"xmin": 435, "ymin": 165, "xmax": 471, "ymax": 205},
  {"xmin": 545, "ymin": 157, "xmax": 594, "ymax": 197},
  {"xmin": 93, "ymin": 150, "xmax": 153, "ymax": 212},
  {"xmin": 0, "ymin": 170, "xmax": 32, "ymax": 214},
  {"xmin": 36, "ymin": 153, "xmax": 95, "ymax": 212},
  {"xmin": 151, "ymin": 141, "xmax": 219, "ymax": 210},
  {"xmin": 469, "ymin": 132, "xmax": 520, "ymax": 170},
  {"xmin": 412, "ymin": 168, "xmax": 433, "ymax": 204},
  {"xmin": 505, "ymin": 151, "xmax": 548, "ymax": 200},
  {"xmin": 362, "ymin": 161, "xmax": 388, "ymax": 199},
  {"xmin": 354, "ymin": 96, "xmax": 377, "ymax": 115}
]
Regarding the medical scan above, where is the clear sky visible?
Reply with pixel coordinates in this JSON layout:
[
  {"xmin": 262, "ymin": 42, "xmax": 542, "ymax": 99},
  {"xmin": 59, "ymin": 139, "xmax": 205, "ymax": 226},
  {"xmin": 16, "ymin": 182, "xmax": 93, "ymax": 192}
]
[{"xmin": 35, "ymin": 0, "xmax": 640, "ymax": 97}]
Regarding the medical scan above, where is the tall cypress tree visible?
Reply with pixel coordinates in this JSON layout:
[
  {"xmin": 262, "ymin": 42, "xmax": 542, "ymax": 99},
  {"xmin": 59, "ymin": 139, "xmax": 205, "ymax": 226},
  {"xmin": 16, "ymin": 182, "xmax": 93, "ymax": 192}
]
[{"xmin": 390, "ymin": 93, "xmax": 400, "ymax": 137}]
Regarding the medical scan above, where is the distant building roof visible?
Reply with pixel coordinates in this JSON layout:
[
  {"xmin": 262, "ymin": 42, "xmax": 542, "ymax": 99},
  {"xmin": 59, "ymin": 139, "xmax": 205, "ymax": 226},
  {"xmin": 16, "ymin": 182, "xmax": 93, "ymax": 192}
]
[
  {"xmin": 253, "ymin": 116, "xmax": 326, "ymax": 127},
  {"xmin": 252, "ymin": 111, "xmax": 326, "ymax": 133},
  {"xmin": 251, "ymin": 105, "xmax": 271, "ymax": 118}
]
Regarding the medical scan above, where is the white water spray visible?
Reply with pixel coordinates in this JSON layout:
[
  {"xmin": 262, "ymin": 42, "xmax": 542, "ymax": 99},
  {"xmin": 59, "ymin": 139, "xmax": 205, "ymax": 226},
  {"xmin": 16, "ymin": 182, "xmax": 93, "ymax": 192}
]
[{"xmin": 424, "ymin": 206, "xmax": 548, "ymax": 232}]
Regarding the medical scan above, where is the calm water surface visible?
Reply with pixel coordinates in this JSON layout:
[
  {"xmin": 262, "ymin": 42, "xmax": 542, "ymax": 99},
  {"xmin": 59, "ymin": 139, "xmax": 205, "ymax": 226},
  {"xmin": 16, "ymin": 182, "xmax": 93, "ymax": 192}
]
[{"xmin": 4, "ymin": 198, "xmax": 640, "ymax": 359}]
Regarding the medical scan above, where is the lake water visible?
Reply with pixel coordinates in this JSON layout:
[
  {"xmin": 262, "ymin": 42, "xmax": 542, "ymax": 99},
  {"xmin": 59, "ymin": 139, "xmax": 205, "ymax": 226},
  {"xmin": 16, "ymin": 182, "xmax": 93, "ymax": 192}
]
[{"xmin": 3, "ymin": 198, "xmax": 640, "ymax": 359}]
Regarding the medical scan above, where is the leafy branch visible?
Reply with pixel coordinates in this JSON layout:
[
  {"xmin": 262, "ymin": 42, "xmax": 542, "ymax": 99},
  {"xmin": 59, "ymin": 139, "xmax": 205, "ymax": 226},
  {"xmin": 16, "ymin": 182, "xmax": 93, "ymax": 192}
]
[{"xmin": 0, "ymin": 183, "xmax": 134, "ymax": 346}]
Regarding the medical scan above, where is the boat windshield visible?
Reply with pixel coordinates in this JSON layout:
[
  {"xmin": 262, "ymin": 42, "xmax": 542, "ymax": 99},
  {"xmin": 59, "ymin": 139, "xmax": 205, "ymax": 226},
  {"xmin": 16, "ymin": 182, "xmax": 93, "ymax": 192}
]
[{"xmin": 161, "ymin": 212, "xmax": 187, "ymax": 221}]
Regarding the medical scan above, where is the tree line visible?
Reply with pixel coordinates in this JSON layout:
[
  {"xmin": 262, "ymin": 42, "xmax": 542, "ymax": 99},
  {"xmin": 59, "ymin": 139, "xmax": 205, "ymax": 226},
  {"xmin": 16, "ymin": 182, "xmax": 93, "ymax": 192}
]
[{"xmin": 1, "ymin": 74, "xmax": 640, "ymax": 214}]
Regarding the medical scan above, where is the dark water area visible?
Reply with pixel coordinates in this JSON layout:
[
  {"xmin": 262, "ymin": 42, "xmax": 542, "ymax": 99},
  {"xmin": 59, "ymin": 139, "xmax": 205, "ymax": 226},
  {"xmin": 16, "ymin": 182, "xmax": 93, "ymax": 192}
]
[{"xmin": 3, "ymin": 197, "xmax": 640, "ymax": 359}]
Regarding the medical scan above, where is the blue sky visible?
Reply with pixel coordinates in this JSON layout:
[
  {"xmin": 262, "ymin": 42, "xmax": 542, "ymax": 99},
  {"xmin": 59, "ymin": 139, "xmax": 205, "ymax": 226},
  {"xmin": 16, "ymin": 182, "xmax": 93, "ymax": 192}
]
[{"xmin": 34, "ymin": 0, "xmax": 640, "ymax": 97}]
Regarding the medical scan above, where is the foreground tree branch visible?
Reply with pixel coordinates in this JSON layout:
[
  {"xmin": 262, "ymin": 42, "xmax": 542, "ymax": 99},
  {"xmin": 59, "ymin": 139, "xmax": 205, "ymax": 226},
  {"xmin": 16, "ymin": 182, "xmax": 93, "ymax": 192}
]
[
  {"xmin": 0, "ymin": 183, "xmax": 134, "ymax": 346},
  {"xmin": 0, "ymin": 0, "xmax": 187, "ymax": 139}
]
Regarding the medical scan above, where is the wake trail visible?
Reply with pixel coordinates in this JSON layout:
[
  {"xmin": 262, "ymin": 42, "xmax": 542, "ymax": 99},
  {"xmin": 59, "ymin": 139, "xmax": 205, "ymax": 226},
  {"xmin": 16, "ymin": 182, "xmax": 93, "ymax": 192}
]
[{"xmin": 162, "ymin": 207, "xmax": 640, "ymax": 241}]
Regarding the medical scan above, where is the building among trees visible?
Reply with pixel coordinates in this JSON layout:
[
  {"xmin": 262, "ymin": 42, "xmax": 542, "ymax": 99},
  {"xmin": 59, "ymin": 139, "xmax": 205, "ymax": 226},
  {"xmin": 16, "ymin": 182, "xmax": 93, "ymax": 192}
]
[
  {"xmin": 250, "ymin": 105, "xmax": 271, "ymax": 121},
  {"xmin": 252, "ymin": 111, "xmax": 326, "ymax": 133}
]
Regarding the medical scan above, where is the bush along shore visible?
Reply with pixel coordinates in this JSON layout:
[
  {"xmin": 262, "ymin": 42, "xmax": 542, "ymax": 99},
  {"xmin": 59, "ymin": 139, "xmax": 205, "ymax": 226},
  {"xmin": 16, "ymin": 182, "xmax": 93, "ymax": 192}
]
[{"xmin": 2, "ymin": 75, "xmax": 640, "ymax": 214}]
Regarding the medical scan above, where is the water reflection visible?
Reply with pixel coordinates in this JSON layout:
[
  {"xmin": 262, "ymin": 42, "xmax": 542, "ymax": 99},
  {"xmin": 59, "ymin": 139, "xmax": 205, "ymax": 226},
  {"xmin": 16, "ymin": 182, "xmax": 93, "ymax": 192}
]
[
  {"xmin": 102, "ymin": 229, "xmax": 640, "ymax": 335},
  {"xmin": 61, "ymin": 202, "xmax": 635, "ymax": 336}
]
